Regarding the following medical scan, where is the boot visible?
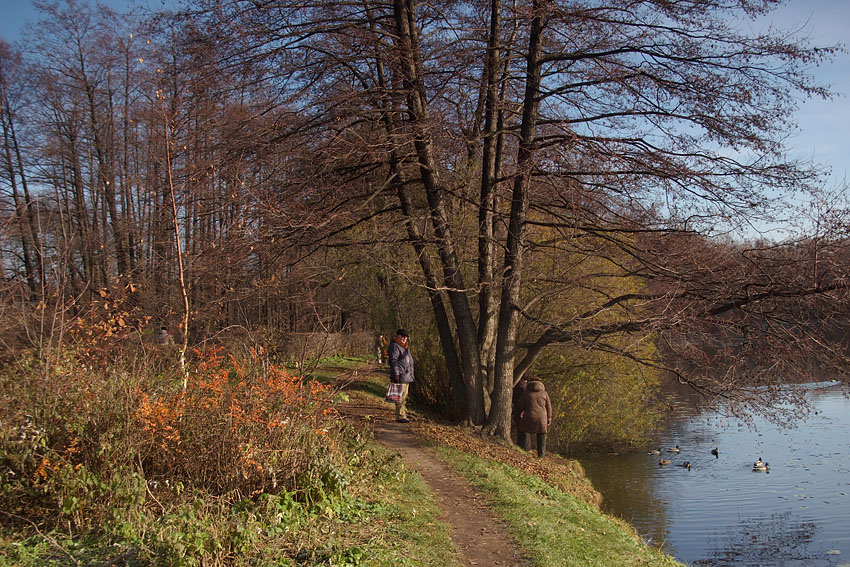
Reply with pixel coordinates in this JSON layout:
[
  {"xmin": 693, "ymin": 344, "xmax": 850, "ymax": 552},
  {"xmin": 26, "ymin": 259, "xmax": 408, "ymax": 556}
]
[{"xmin": 537, "ymin": 433, "xmax": 546, "ymax": 458}]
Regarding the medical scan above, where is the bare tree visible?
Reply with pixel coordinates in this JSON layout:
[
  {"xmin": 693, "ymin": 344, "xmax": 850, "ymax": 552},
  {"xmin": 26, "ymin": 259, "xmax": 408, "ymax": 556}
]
[
  {"xmin": 0, "ymin": 41, "xmax": 43, "ymax": 299},
  {"xmin": 185, "ymin": 0, "xmax": 850, "ymax": 437},
  {"xmin": 5, "ymin": 0, "xmax": 849, "ymax": 439}
]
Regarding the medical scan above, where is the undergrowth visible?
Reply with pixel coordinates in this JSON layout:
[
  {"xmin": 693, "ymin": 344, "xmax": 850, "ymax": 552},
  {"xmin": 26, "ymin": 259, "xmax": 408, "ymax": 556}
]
[{"xmin": 0, "ymin": 291, "xmax": 456, "ymax": 566}]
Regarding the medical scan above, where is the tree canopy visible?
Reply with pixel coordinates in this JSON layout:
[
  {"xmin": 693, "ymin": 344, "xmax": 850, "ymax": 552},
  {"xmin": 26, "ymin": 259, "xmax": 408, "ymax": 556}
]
[{"xmin": 3, "ymin": 0, "xmax": 850, "ymax": 439}]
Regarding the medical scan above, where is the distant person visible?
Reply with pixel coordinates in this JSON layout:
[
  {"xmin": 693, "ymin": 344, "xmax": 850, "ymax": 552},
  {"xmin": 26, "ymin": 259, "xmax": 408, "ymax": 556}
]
[
  {"xmin": 388, "ymin": 329, "xmax": 414, "ymax": 423},
  {"xmin": 515, "ymin": 376, "xmax": 552, "ymax": 458},
  {"xmin": 512, "ymin": 375, "xmax": 529, "ymax": 447},
  {"xmin": 156, "ymin": 326, "xmax": 172, "ymax": 346},
  {"xmin": 374, "ymin": 334, "xmax": 387, "ymax": 364}
]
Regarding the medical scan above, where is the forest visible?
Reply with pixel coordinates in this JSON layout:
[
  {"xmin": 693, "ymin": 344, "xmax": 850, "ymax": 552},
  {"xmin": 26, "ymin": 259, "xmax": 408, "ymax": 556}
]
[{"xmin": 3, "ymin": 0, "xmax": 850, "ymax": 451}]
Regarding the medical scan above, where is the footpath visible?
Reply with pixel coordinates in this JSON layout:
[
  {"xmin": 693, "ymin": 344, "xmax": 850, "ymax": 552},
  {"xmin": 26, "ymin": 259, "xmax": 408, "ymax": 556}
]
[
  {"xmin": 335, "ymin": 362, "xmax": 577, "ymax": 567},
  {"xmin": 335, "ymin": 362, "xmax": 681, "ymax": 567},
  {"xmin": 372, "ymin": 416, "xmax": 527, "ymax": 567}
]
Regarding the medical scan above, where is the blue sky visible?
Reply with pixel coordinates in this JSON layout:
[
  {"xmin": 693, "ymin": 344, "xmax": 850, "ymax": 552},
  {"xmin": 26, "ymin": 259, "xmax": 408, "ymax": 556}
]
[
  {"xmin": 2, "ymin": 0, "xmax": 848, "ymax": 185},
  {"xmin": 752, "ymin": 1, "xmax": 850, "ymax": 186}
]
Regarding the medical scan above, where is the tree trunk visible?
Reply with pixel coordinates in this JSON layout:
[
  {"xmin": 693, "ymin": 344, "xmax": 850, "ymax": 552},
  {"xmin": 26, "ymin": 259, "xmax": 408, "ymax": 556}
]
[
  {"xmin": 476, "ymin": 0, "xmax": 503, "ymax": 416},
  {"xmin": 367, "ymin": 4, "xmax": 468, "ymax": 417},
  {"xmin": 486, "ymin": 0, "xmax": 545, "ymax": 438},
  {"xmin": 391, "ymin": 0, "xmax": 484, "ymax": 424}
]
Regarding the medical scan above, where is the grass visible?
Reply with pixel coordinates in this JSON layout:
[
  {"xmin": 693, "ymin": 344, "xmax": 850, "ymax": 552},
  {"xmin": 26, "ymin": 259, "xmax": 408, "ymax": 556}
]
[
  {"xmin": 432, "ymin": 445, "xmax": 684, "ymax": 567},
  {"xmin": 1, "ymin": 349, "xmax": 680, "ymax": 567},
  {"xmin": 352, "ymin": 445, "xmax": 461, "ymax": 567},
  {"xmin": 0, "ymin": 434, "xmax": 460, "ymax": 567}
]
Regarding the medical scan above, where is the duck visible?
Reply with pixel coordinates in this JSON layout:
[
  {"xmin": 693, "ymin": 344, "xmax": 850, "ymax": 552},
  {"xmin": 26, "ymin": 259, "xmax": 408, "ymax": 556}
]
[
  {"xmin": 679, "ymin": 461, "xmax": 691, "ymax": 469},
  {"xmin": 648, "ymin": 448, "xmax": 662, "ymax": 455},
  {"xmin": 710, "ymin": 447, "xmax": 719, "ymax": 457},
  {"xmin": 753, "ymin": 461, "xmax": 770, "ymax": 472},
  {"xmin": 668, "ymin": 445, "xmax": 681, "ymax": 453},
  {"xmin": 753, "ymin": 457, "xmax": 764, "ymax": 468},
  {"xmin": 658, "ymin": 459, "xmax": 672, "ymax": 466}
]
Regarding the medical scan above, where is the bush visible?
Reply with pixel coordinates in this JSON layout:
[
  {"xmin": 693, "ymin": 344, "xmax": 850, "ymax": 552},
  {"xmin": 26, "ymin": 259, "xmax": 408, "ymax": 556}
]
[
  {"xmin": 135, "ymin": 345, "xmax": 339, "ymax": 497},
  {"xmin": 535, "ymin": 346, "xmax": 663, "ymax": 453},
  {"xmin": 407, "ymin": 328, "xmax": 454, "ymax": 417}
]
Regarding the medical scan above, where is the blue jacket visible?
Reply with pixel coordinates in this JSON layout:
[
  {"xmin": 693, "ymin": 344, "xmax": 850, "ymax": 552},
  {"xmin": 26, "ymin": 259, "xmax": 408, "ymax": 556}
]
[{"xmin": 388, "ymin": 340, "xmax": 415, "ymax": 384}]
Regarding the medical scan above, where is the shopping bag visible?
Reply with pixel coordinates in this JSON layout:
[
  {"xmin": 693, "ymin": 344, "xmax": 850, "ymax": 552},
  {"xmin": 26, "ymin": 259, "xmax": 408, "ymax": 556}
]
[{"xmin": 385, "ymin": 382, "xmax": 403, "ymax": 403}]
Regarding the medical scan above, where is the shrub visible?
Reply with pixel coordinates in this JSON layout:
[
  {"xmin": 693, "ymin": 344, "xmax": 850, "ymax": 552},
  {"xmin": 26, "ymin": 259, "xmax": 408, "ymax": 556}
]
[
  {"xmin": 135, "ymin": 346, "xmax": 338, "ymax": 498},
  {"xmin": 0, "ymin": 343, "xmax": 341, "ymax": 533}
]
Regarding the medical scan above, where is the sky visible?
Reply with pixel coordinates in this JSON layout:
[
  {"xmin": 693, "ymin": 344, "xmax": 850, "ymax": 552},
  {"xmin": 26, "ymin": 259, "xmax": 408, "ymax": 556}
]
[
  {"xmin": 751, "ymin": 1, "xmax": 850, "ymax": 186},
  {"xmin": 1, "ymin": 0, "xmax": 849, "ymax": 186}
]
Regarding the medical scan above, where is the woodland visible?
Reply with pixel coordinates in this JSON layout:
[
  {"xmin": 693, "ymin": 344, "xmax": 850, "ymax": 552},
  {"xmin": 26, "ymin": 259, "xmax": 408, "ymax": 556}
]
[
  {"xmin": 4, "ymin": 1, "xmax": 850, "ymax": 565},
  {"xmin": 3, "ymin": 0, "xmax": 850, "ymax": 451}
]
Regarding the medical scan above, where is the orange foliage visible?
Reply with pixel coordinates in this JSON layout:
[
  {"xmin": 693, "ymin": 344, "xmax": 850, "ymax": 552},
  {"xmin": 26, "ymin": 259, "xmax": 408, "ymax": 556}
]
[
  {"xmin": 65, "ymin": 280, "xmax": 149, "ymax": 370},
  {"xmin": 134, "ymin": 347, "xmax": 337, "ymax": 494}
]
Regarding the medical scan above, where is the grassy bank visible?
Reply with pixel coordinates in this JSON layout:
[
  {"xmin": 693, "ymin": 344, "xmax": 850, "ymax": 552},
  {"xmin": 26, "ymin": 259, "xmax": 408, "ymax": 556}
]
[
  {"xmin": 2, "ymin": 350, "xmax": 681, "ymax": 566},
  {"xmin": 432, "ymin": 446, "xmax": 682, "ymax": 566}
]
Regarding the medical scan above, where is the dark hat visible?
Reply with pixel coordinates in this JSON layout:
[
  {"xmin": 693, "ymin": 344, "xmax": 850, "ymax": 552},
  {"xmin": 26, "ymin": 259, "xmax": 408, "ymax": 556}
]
[{"xmin": 396, "ymin": 328, "xmax": 409, "ymax": 337}]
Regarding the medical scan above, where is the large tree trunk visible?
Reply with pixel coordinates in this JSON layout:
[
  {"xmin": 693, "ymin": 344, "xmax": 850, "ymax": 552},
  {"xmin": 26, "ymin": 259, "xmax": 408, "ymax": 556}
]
[
  {"xmin": 476, "ymin": 0, "xmax": 503, "ymax": 416},
  {"xmin": 486, "ymin": 0, "xmax": 546, "ymax": 438},
  {"xmin": 367, "ymin": 5, "xmax": 469, "ymax": 417},
  {"xmin": 392, "ymin": 0, "xmax": 484, "ymax": 424}
]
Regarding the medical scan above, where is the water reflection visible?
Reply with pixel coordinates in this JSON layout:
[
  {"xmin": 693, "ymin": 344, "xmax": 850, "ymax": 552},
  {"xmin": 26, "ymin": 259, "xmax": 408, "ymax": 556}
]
[
  {"xmin": 699, "ymin": 512, "xmax": 817, "ymax": 567},
  {"xmin": 579, "ymin": 384, "xmax": 850, "ymax": 567}
]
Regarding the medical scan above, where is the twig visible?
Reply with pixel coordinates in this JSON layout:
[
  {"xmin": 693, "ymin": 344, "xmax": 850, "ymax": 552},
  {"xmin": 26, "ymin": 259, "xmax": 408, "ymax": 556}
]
[{"xmin": 0, "ymin": 510, "xmax": 80, "ymax": 566}]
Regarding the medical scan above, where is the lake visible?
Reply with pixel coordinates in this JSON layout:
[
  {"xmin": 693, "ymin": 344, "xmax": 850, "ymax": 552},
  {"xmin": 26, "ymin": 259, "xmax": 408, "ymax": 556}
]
[{"xmin": 578, "ymin": 382, "xmax": 850, "ymax": 567}]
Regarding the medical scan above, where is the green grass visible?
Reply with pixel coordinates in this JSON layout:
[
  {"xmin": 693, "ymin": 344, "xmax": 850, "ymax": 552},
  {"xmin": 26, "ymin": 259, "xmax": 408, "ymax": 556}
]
[
  {"xmin": 305, "ymin": 355, "xmax": 375, "ymax": 386},
  {"xmin": 341, "ymin": 367, "xmax": 390, "ymax": 400},
  {"xmin": 432, "ymin": 446, "xmax": 683, "ymax": 567},
  {"xmin": 0, "ymin": 431, "xmax": 459, "ymax": 567},
  {"xmin": 355, "ymin": 445, "xmax": 461, "ymax": 567}
]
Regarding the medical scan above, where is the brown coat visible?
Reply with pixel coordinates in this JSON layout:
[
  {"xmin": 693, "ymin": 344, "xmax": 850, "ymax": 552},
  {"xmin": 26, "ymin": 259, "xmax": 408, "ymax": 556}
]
[{"xmin": 517, "ymin": 381, "xmax": 552, "ymax": 434}]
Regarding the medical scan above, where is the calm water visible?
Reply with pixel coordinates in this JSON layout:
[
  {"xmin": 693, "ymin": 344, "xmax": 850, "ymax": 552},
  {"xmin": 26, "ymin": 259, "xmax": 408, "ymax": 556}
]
[{"xmin": 579, "ymin": 383, "xmax": 850, "ymax": 567}]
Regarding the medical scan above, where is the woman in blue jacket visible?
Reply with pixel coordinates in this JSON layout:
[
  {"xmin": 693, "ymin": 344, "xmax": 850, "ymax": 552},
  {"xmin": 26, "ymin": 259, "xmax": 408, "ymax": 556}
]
[{"xmin": 388, "ymin": 329, "xmax": 414, "ymax": 423}]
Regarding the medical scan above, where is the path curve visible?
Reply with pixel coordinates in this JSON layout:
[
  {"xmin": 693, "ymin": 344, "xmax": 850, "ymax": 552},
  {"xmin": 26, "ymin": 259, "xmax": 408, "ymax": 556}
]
[{"xmin": 373, "ymin": 418, "xmax": 527, "ymax": 567}]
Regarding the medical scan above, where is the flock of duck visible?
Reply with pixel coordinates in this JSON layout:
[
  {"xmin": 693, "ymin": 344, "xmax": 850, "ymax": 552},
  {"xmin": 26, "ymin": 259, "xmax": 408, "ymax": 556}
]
[{"xmin": 650, "ymin": 445, "xmax": 770, "ymax": 472}]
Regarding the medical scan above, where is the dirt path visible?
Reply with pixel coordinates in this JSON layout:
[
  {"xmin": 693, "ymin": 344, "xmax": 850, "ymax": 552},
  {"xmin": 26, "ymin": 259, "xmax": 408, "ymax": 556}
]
[
  {"xmin": 372, "ymin": 417, "xmax": 527, "ymax": 567},
  {"xmin": 333, "ymin": 361, "xmax": 527, "ymax": 566}
]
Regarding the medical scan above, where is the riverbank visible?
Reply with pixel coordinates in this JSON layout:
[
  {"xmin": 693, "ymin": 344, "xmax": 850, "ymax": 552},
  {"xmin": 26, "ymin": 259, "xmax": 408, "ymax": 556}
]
[
  {"xmin": 335, "ymin": 360, "xmax": 684, "ymax": 567},
  {"xmin": 0, "ymin": 355, "xmax": 683, "ymax": 566}
]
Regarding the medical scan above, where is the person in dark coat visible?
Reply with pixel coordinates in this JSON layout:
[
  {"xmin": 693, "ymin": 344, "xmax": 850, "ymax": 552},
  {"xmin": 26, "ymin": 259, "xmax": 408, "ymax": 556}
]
[
  {"xmin": 388, "ymin": 329, "xmax": 414, "ymax": 423},
  {"xmin": 516, "ymin": 377, "xmax": 553, "ymax": 457},
  {"xmin": 512, "ymin": 375, "xmax": 529, "ymax": 447}
]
